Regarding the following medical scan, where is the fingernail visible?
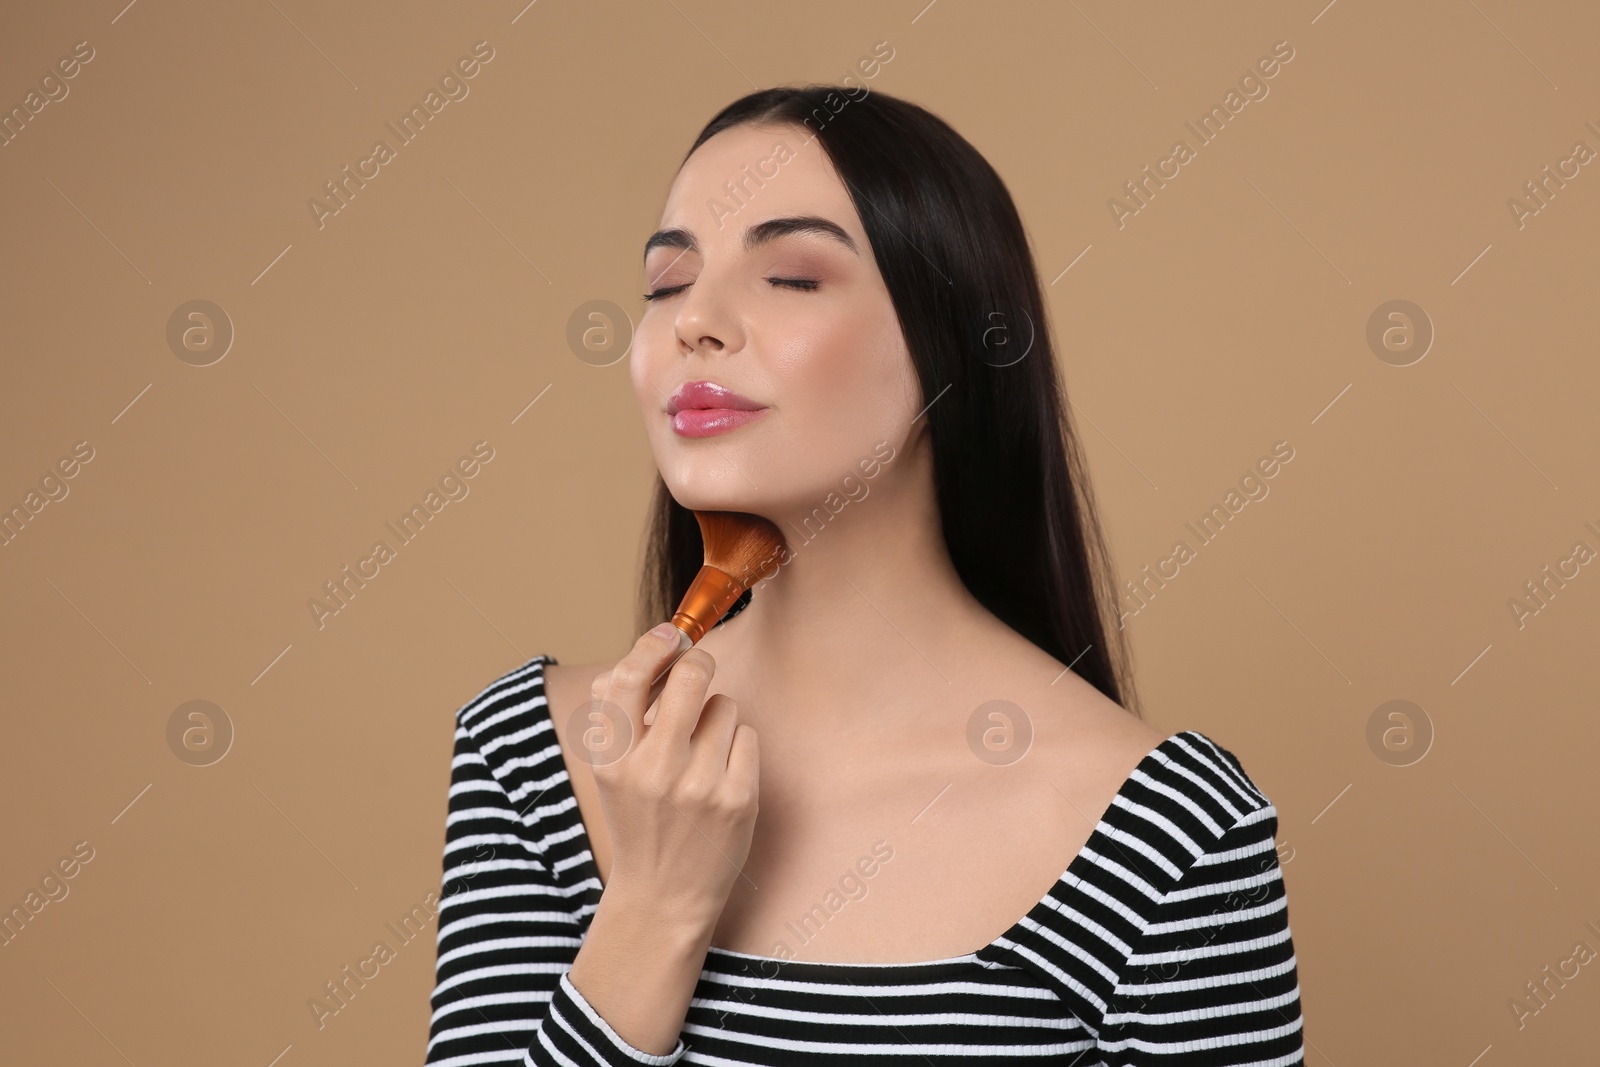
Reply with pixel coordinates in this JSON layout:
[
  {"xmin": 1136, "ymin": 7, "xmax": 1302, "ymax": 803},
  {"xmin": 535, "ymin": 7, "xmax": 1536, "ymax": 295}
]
[{"xmin": 649, "ymin": 622, "xmax": 680, "ymax": 645}]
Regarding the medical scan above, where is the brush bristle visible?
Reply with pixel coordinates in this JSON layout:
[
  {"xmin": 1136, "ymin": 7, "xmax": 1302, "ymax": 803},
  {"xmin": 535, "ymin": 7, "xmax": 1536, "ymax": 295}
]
[{"xmin": 695, "ymin": 511, "xmax": 787, "ymax": 586}]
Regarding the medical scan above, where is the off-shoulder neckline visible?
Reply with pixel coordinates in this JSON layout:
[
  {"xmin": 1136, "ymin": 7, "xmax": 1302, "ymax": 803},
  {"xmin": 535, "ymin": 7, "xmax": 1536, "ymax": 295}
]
[{"xmin": 526, "ymin": 654, "xmax": 1199, "ymax": 972}]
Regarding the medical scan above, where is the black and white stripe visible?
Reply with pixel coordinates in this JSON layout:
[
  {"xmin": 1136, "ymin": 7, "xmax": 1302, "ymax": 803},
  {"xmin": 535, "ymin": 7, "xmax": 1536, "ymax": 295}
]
[{"xmin": 424, "ymin": 655, "xmax": 1305, "ymax": 1066}]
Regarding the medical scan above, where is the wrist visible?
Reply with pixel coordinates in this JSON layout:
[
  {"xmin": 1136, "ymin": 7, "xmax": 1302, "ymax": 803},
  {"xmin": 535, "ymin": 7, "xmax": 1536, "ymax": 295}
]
[{"xmin": 597, "ymin": 878, "xmax": 720, "ymax": 952}]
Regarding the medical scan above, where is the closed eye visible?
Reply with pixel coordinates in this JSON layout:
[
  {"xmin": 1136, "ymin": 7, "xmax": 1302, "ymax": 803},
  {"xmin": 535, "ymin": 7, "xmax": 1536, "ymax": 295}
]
[{"xmin": 642, "ymin": 277, "xmax": 820, "ymax": 301}]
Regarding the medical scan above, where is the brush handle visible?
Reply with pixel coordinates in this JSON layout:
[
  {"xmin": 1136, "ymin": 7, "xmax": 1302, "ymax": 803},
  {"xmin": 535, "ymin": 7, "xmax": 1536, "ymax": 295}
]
[{"xmin": 641, "ymin": 563, "xmax": 749, "ymax": 712}]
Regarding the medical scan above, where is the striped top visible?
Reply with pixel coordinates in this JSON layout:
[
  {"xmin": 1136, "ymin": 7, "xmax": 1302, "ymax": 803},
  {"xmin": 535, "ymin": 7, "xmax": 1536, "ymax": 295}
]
[{"xmin": 425, "ymin": 655, "xmax": 1304, "ymax": 1066}]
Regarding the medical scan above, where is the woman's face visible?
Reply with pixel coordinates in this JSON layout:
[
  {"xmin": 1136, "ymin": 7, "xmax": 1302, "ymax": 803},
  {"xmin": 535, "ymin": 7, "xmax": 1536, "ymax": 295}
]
[{"xmin": 631, "ymin": 122, "xmax": 922, "ymax": 523}]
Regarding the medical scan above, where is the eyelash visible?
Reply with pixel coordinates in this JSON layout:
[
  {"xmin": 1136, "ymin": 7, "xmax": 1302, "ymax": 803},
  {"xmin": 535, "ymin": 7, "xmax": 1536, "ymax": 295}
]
[{"xmin": 641, "ymin": 278, "xmax": 819, "ymax": 301}]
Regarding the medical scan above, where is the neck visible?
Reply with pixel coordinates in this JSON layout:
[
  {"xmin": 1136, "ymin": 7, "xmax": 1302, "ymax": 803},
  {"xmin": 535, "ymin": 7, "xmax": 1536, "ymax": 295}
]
[{"xmin": 697, "ymin": 439, "xmax": 991, "ymax": 729}]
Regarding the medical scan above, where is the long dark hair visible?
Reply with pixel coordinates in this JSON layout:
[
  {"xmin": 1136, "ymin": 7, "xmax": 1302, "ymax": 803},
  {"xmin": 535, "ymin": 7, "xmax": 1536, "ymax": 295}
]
[{"xmin": 637, "ymin": 84, "xmax": 1142, "ymax": 718}]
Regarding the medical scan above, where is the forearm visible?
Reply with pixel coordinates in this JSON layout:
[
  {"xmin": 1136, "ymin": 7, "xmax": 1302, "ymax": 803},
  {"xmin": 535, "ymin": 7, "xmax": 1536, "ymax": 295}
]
[{"xmin": 565, "ymin": 882, "xmax": 716, "ymax": 1056}]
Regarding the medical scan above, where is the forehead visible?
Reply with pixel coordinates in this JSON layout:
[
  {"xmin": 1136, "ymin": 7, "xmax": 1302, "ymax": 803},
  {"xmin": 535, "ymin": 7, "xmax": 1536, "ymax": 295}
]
[{"xmin": 656, "ymin": 122, "xmax": 863, "ymax": 244}]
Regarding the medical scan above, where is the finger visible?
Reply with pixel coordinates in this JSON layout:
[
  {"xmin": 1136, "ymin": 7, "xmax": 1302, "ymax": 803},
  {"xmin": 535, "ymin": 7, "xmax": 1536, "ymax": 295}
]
[
  {"xmin": 643, "ymin": 646, "xmax": 717, "ymax": 755},
  {"xmin": 592, "ymin": 622, "xmax": 691, "ymax": 748},
  {"xmin": 727, "ymin": 722, "xmax": 759, "ymax": 786},
  {"xmin": 685, "ymin": 694, "xmax": 740, "ymax": 776},
  {"xmin": 643, "ymin": 640, "xmax": 694, "ymax": 713}
]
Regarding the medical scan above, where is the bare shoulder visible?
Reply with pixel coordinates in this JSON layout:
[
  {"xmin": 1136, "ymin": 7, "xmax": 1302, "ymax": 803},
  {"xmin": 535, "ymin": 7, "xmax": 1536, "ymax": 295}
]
[
  {"xmin": 978, "ymin": 634, "xmax": 1168, "ymax": 796},
  {"xmin": 1045, "ymin": 668, "xmax": 1168, "ymax": 774}
]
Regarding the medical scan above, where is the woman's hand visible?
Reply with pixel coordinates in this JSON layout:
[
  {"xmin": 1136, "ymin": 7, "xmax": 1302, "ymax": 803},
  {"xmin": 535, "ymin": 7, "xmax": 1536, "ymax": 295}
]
[{"xmin": 583, "ymin": 622, "xmax": 760, "ymax": 932}]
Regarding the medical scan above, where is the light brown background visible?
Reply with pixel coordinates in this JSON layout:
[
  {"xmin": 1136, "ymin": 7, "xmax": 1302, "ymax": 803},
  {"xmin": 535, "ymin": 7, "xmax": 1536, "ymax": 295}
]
[{"xmin": 2, "ymin": 1, "xmax": 1597, "ymax": 1063}]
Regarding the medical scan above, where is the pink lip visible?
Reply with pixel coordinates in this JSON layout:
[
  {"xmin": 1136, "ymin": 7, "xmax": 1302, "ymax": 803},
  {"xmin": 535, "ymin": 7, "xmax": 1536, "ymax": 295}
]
[
  {"xmin": 667, "ymin": 380, "xmax": 764, "ymax": 415},
  {"xmin": 672, "ymin": 407, "xmax": 768, "ymax": 438},
  {"xmin": 667, "ymin": 380, "xmax": 768, "ymax": 438}
]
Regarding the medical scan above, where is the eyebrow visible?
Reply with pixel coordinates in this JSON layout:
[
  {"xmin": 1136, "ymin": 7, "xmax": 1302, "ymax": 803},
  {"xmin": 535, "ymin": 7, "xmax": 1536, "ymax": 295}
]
[{"xmin": 642, "ymin": 214, "xmax": 859, "ymax": 263}]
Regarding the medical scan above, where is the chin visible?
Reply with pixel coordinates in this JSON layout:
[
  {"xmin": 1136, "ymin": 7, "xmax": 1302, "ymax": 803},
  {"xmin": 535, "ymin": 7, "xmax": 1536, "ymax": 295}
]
[
  {"xmin": 666, "ymin": 468, "xmax": 790, "ymax": 515},
  {"xmin": 668, "ymin": 485, "xmax": 764, "ymax": 514}
]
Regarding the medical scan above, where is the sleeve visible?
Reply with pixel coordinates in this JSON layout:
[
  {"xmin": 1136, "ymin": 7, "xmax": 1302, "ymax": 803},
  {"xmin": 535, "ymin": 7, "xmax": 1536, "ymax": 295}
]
[
  {"xmin": 1098, "ymin": 803, "xmax": 1305, "ymax": 1065},
  {"xmin": 424, "ymin": 711, "xmax": 689, "ymax": 1066}
]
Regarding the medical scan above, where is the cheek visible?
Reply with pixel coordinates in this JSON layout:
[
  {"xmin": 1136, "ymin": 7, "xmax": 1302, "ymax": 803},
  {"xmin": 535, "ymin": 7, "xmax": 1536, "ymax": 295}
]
[
  {"xmin": 630, "ymin": 318, "xmax": 674, "ymax": 411},
  {"xmin": 772, "ymin": 307, "xmax": 914, "ymax": 445}
]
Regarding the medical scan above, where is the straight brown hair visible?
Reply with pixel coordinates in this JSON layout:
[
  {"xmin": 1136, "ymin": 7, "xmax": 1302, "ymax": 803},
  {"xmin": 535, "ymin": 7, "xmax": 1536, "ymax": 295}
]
[{"xmin": 637, "ymin": 85, "xmax": 1141, "ymax": 718}]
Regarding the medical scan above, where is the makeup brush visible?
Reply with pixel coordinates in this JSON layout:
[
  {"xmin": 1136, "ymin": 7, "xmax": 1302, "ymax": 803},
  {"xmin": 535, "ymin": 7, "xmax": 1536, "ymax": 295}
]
[{"xmin": 644, "ymin": 510, "xmax": 787, "ymax": 711}]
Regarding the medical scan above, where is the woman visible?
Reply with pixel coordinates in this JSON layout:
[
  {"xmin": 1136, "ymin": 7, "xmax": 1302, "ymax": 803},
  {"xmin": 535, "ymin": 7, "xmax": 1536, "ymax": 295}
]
[{"xmin": 425, "ymin": 85, "xmax": 1304, "ymax": 1065}]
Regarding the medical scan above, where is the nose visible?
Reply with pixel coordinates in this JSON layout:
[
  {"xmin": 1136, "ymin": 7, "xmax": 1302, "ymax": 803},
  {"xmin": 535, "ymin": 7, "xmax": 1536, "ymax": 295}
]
[{"xmin": 672, "ymin": 273, "xmax": 743, "ymax": 356}]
